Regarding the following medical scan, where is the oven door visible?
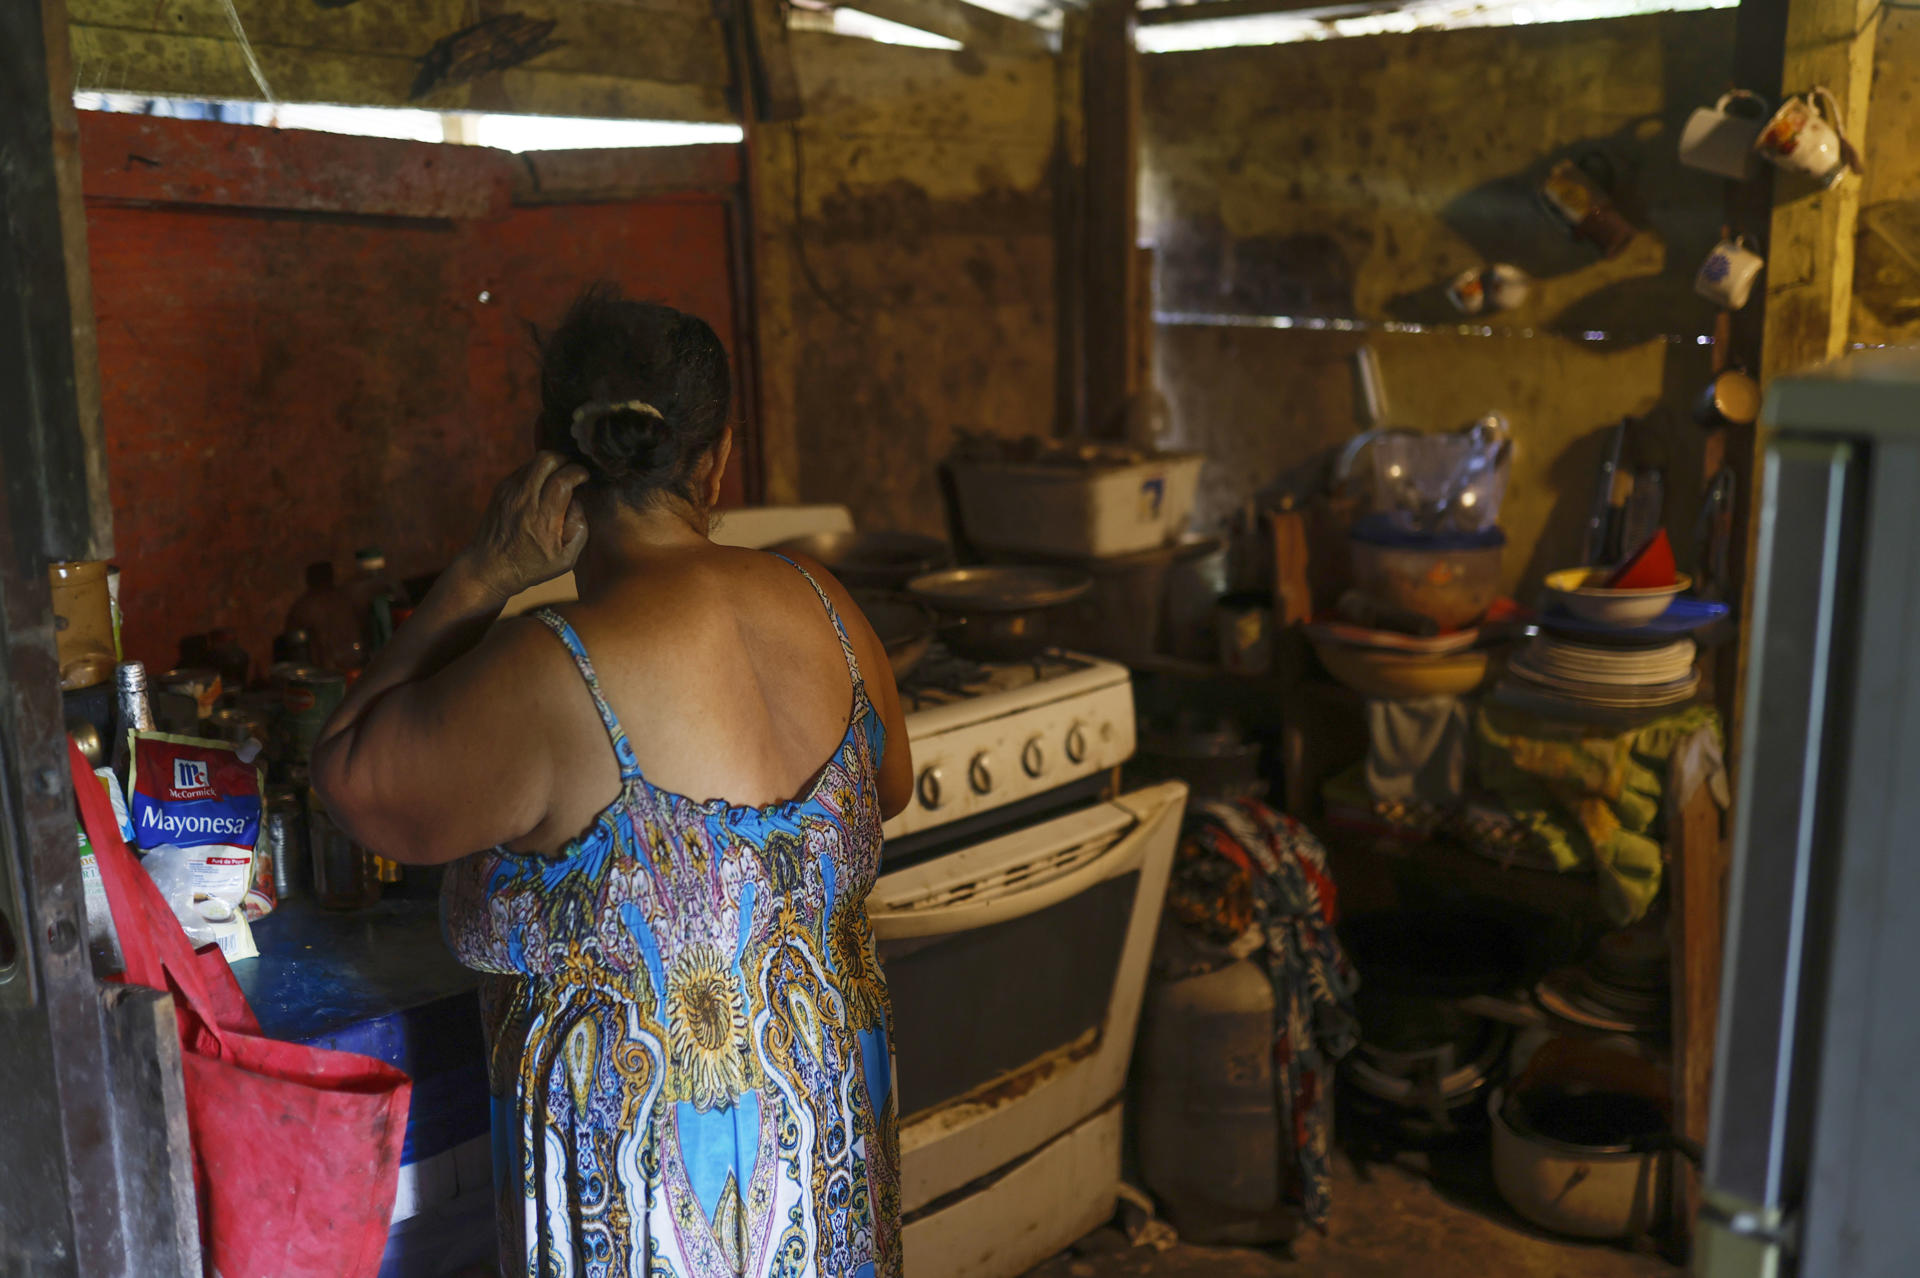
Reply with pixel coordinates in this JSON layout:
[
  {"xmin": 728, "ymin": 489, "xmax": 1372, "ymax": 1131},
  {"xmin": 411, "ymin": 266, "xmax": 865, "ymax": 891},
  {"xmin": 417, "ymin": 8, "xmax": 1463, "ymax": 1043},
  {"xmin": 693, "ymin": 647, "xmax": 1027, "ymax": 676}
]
[{"xmin": 869, "ymin": 780, "xmax": 1188, "ymax": 1215}]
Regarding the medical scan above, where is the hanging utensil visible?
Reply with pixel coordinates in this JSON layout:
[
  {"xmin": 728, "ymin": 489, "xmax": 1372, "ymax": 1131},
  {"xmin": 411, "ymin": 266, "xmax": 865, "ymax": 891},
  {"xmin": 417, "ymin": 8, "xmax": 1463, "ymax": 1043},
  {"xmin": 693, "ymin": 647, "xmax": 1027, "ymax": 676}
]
[
  {"xmin": 1584, "ymin": 420, "xmax": 1629, "ymax": 566},
  {"xmin": 1692, "ymin": 467, "xmax": 1736, "ymax": 600},
  {"xmin": 1620, "ymin": 467, "xmax": 1665, "ymax": 558}
]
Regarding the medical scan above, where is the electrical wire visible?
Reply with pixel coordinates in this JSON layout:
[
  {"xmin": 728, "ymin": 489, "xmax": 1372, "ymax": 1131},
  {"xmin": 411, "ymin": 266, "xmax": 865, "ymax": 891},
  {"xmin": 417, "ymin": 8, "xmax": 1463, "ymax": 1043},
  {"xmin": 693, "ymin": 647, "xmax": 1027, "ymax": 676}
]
[
  {"xmin": 789, "ymin": 122, "xmax": 861, "ymax": 326},
  {"xmin": 218, "ymin": 0, "xmax": 276, "ymax": 103}
]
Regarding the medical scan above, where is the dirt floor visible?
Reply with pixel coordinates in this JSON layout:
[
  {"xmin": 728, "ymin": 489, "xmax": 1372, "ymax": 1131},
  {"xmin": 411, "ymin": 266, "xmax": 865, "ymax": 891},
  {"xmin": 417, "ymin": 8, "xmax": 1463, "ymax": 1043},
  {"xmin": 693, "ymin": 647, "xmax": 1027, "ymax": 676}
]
[{"xmin": 1026, "ymin": 1151, "xmax": 1677, "ymax": 1278}]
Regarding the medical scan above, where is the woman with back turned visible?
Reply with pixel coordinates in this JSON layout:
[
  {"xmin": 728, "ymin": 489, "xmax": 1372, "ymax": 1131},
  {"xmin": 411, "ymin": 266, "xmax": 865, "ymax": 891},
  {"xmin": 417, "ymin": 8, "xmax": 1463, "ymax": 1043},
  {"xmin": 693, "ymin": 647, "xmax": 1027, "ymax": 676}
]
[{"xmin": 312, "ymin": 283, "xmax": 913, "ymax": 1278}]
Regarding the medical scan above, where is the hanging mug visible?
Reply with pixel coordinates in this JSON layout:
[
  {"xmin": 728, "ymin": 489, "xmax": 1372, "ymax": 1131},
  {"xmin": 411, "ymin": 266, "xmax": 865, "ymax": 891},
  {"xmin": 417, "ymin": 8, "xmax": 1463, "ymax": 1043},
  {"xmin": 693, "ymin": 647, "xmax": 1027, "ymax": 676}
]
[
  {"xmin": 1540, "ymin": 155, "xmax": 1636, "ymax": 257},
  {"xmin": 1679, "ymin": 90, "xmax": 1771, "ymax": 181},
  {"xmin": 1695, "ymin": 368, "xmax": 1761, "ymax": 428},
  {"xmin": 1446, "ymin": 267, "xmax": 1487, "ymax": 315},
  {"xmin": 1695, "ymin": 236, "xmax": 1765, "ymax": 309},
  {"xmin": 1485, "ymin": 263, "xmax": 1532, "ymax": 311},
  {"xmin": 1754, "ymin": 87, "xmax": 1862, "ymax": 188}
]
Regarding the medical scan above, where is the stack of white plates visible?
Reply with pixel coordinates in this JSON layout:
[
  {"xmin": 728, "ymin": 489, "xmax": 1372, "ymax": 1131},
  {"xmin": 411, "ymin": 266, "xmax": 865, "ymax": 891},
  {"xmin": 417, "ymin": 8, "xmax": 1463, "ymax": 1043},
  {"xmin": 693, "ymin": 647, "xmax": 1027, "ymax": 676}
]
[{"xmin": 1507, "ymin": 635, "xmax": 1699, "ymax": 708}]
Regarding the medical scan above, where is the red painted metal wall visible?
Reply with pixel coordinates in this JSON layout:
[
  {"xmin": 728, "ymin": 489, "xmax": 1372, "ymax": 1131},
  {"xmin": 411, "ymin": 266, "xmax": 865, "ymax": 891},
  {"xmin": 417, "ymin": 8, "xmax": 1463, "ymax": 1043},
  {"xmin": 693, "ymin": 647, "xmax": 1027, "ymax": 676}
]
[{"xmin": 81, "ymin": 112, "xmax": 750, "ymax": 675}]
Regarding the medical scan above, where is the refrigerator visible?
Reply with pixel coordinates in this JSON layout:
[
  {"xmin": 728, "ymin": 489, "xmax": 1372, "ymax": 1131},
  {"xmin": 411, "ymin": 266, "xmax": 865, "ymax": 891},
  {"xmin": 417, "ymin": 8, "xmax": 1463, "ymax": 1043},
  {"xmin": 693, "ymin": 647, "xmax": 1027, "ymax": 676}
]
[{"xmin": 1696, "ymin": 350, "xmax": 1920, "ymax": 1277}]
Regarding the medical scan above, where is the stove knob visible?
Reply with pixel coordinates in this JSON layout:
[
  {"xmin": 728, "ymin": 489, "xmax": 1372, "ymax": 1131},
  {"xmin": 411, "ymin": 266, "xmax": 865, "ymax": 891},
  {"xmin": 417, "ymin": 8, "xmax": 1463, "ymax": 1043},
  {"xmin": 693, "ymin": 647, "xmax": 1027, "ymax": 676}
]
[
  {"xmin": 918, "ymin": 766, "xmax": 947, "ymax": 810},
  {"xmin": 1022, "ymin": 737, "xmax": 1047, "ymax": 778},
  {"xmin": 969, "ymin": 752, "xmax": 994, "ymax": 795},
  {"xmin": 1065, "ymin": 722, "xmax": 1090, "ymax": 764}
]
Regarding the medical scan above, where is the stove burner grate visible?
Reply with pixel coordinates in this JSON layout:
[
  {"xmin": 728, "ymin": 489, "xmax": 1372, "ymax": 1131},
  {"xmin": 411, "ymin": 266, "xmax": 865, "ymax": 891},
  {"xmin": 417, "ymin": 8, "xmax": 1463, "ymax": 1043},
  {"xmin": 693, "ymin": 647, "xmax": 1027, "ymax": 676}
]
[
  {"xmin": 899, "ymin": 645, "xmax": 990, "ymax": 708},
  {"xmin": 897, "ymin": 645, "xmax": 1096, "ymax": 709}
]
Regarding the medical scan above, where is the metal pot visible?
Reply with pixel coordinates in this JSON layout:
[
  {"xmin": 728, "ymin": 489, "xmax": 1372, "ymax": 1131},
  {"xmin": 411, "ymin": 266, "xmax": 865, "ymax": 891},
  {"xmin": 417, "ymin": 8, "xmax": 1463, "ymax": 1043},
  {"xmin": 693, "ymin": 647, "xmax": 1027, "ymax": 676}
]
[
  {"xmin": 772, "ymin": 531, "xmax": 951, "ymax": 593},
  {"xmin": 850, "ymin": 593, "xmax": 936, "ymax": 683},
  {"xmin": 905, "ymin": 565, "xmax": 1092, "ymax": 662},
  {"xmin": 1489, "ymin": 1086, "xmax": 1667, "ymax": 1239}
]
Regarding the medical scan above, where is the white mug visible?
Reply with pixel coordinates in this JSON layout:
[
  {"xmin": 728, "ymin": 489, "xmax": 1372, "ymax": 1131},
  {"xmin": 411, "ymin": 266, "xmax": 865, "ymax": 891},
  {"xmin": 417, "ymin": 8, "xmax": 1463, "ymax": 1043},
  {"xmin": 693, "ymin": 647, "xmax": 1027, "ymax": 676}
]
[
  {"xmin": 1755, "ymin": 87, "xmax": 1860, "ymax": 188},
  {"xmin": 1485, "ymin": 263, "xmax": 1531, "ymax": 311},
  {"xmin": 1679, "ymin": 90, "xmax": 1770, "ymax": 181},
  {"xmin": 1695, "ymin": 237, "xmax": 1765, "ymax": 310}
]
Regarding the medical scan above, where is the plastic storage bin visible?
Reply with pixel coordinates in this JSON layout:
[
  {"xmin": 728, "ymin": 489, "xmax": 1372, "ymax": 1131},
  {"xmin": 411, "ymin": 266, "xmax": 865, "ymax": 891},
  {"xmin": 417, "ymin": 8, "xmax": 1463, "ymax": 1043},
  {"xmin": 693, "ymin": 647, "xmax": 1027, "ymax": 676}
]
[{"xmin": 948, "ymin": 453, "xmax": 1204, "ymax": 557}]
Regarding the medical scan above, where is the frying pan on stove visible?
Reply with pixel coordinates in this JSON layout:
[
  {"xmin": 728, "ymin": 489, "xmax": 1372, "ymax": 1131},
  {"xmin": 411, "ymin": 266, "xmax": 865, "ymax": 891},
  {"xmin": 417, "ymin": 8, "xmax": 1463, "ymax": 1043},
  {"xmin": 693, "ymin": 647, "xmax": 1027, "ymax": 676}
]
[
  {"xmin": 850, "ymin": 592, "xmax": 937, "ymax": 683},
  {"xmin": 904, "ymin": 566, "xmax": 1092, "ymax": 662}
]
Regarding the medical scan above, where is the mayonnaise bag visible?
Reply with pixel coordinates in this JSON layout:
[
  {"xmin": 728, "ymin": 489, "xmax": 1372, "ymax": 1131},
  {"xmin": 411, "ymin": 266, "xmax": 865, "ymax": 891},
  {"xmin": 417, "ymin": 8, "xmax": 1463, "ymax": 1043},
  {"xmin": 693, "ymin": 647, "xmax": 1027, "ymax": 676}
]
[{"xmin": 129, "ymin": 731, "xmax": 264, "ymax": 957}]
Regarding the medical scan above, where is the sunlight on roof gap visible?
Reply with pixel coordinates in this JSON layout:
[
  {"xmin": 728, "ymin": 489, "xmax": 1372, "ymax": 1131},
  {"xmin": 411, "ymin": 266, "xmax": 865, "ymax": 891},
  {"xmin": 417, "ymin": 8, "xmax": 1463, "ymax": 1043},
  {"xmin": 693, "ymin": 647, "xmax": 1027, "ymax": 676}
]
[{"xmin": 1136, "ymin": 0, "xmax": 1737, "ymax": 52}]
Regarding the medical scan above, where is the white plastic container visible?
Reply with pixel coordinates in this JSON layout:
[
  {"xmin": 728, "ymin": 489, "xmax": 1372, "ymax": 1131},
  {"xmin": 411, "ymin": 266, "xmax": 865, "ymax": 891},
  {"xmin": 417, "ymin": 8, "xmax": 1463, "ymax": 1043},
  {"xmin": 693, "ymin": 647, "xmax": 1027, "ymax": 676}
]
[{"xmin": 948, "ymin": 453, "xmax": 1204, "ymax": 558}]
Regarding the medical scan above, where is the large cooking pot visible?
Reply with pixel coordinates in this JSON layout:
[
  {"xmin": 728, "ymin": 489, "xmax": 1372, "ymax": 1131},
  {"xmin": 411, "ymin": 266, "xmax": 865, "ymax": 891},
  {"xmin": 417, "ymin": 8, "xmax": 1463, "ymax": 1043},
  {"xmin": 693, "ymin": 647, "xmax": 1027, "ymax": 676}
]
[
  {"xmin": 772, "ymin": 531, "xmax": 951, "ymax": 592},
  {"xmin": 905, "ymin": 565, "xmax": 1092, "ymax": 662},
  {"xmin": 850, "ymin": 592, "xmax": 936, "ymax": 683},
  {"xmin": 1489, "ymin": 1086, "xmax": 1667, "ymax": 1240},
  {"xmin": 1488, "ymin": 1038, "xmax": 1682, "ymax": 1240}
]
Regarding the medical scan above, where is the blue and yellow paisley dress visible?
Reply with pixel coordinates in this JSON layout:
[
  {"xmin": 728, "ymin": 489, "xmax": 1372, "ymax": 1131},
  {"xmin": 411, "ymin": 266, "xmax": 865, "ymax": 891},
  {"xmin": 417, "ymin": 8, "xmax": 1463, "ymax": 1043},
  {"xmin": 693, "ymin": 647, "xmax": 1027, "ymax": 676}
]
[{"xmin": 442, "ymin": 559, "xmax": 899, "ymax": 1278}]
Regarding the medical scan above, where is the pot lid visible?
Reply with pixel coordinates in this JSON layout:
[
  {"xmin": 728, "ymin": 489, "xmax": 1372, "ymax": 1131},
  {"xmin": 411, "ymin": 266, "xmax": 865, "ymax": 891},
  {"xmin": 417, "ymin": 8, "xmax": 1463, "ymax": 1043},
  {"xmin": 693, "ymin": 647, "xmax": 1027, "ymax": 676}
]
[{"xmin": 905, "ymin": 565, "xmax": 1092, "ymax": 612}]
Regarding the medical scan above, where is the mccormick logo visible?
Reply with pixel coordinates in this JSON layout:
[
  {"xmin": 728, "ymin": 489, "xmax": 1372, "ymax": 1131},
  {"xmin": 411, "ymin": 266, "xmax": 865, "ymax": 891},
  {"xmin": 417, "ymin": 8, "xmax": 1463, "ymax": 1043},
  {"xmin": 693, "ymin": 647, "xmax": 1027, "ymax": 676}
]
[{"xmin": 174, "ymin": 758, "xmax": 210, "ymax": 792}]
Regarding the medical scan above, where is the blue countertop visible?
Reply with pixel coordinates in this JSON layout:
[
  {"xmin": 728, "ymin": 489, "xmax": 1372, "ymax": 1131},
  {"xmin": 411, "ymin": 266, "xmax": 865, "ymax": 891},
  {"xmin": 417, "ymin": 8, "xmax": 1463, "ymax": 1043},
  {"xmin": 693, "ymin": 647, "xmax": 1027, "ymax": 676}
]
[
  {"xmin": 236, "ymin": 898, "xmax": 478, "ymax": 1046},
  {"xmin": 234, "ymin": 899, "xmax": 491, "ymax": 1171}
]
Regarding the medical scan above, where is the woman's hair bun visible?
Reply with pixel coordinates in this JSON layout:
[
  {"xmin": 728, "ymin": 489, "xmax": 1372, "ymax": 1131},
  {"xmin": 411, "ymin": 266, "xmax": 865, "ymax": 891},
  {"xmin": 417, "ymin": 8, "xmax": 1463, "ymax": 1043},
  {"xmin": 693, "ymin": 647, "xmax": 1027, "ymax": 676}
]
[
  {"xmin": 571, "ymin": 399, "xmax": 668, "ymax": 483},
  {"xmin": 536, "ymin": 283, "xmax": 732, "ymax": 508}
]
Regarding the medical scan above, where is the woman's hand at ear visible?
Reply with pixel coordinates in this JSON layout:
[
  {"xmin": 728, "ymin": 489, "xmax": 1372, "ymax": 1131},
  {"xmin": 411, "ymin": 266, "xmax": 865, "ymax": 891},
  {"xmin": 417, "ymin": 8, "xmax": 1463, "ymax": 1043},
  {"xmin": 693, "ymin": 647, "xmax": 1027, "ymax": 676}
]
[{"xmin": 464, "ymin": 452, "xmax": 591, "ymax": 601}]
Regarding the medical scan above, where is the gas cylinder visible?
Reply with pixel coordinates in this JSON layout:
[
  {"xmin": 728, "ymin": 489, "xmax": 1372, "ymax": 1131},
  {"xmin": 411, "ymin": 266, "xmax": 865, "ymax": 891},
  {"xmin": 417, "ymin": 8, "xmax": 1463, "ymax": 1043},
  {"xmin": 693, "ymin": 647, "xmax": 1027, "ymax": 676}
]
[{"xmin": 1134, "ymin": 958, "xmax": 1299, "ymax": 1244}]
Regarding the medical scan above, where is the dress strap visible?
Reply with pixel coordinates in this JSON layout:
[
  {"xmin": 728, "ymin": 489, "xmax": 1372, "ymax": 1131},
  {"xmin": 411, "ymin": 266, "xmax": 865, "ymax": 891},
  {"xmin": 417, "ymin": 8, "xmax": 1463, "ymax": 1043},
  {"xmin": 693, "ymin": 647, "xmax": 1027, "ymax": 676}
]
[
  {"xmin": 531, "ymin": 608, "xmax": 644, "ymax": 782},
  {"xmin": 771, "ymin": 555, "xmax": 864, "ymax": 689}
]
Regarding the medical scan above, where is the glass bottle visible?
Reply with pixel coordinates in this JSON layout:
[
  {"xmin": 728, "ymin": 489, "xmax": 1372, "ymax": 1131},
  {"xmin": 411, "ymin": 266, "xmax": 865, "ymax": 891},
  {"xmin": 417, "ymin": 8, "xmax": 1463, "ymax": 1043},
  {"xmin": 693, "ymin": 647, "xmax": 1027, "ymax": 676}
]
[
  {"xmin": 285, "ymin": 562, "xmax": 362, "ymax": 674},
  {"xmin": 110, "ymin": 660, "xmax": 154, "ymax": 784}
]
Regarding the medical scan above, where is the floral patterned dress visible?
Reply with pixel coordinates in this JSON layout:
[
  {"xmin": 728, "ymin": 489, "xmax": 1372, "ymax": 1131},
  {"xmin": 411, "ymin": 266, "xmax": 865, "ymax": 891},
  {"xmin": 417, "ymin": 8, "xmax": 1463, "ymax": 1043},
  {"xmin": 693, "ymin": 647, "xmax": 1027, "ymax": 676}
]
[{"xmin": 442, "ymin": 559, "xmax": 899, "ymax": 1278}]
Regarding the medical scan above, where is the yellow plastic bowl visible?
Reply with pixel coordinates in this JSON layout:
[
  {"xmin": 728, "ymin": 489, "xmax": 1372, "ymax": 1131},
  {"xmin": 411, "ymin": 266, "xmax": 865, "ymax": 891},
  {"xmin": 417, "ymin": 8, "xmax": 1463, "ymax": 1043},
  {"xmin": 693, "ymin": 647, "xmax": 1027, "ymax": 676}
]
[
  {"xmin": 1309, "ymin": 636, "xmax": 1496, "ymax": 699},
  {"xmin": 1544, "ymin": 568, "xmax": 1691, "ymax": 627}
]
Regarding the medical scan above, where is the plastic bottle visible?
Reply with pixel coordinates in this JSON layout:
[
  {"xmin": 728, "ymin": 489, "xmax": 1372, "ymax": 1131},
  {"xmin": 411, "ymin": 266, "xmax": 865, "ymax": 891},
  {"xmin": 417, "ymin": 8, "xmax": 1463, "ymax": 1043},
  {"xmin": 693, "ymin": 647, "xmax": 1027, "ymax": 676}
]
[{"xmin": 350, "ymin": 547, "xmax": 411, "ymax": 652}]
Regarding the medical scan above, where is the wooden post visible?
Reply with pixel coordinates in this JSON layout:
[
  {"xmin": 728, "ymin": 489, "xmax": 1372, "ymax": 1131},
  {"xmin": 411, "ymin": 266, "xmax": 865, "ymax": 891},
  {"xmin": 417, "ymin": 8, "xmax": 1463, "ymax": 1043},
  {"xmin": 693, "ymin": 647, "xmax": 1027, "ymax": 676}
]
[
  {"xmin": 1669, "ymin": 780, "xmax": 1728, "ymax": 1248},
  {"xmin": 1725, "ymin": 0, "xmax": 1881, "ymax": 726},
  {"xmin": 1078, "ymin": 0, "xmax": 1141, "ymax": 440},
  {"xmin": 1054, "ymin": 9, "xmax": 1088, "ymax": 437},
  {"xmin": 1757, "ymin": 0, "xmax": 1880, "ymax": 377},
  {"xmin": 2, "ymin": 2, "xmax": 198, "ymax": 1272},
  {"xmin": 1695, "ymin": 7, "xmax": 1881, "ymax": 1243}
]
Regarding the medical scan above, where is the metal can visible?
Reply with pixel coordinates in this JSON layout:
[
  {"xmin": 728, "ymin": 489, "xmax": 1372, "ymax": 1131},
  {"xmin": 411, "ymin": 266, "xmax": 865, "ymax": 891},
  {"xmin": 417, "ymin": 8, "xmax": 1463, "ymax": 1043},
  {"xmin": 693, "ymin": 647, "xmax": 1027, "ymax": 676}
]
[
  {"xmin": 208, "ymin": 704, "xmax": 270, "ymax": 750},
  {"xmin": 281, "ymin": 667, "xmax": 347, "ymax": 765},
  {"xmin": 244, "ymin": 840, "xmax": 277, "ymax": 921},
  {"xmin": 262, "ymin": 787, "xmax": 309, "ymax": 902},
  {"xmin": 157, "ymin": 666, "xmax": 223, "ymax": 723},
  {"xmin": 308, "ymin": 787, "xmax": 379, "ymax": 911}
]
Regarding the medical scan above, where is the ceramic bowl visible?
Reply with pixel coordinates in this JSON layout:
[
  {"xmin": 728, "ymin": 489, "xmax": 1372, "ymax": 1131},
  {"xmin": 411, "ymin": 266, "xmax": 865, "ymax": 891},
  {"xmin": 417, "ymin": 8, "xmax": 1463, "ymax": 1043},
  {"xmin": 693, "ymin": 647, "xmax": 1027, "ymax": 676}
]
[
  {"xmin": 1544, "ymin": 568, "xmax": 1692, "ymax": 628},
  {"xmin": 1309, "ymin": 636, "xmax": 1495, "ymax": 699}
]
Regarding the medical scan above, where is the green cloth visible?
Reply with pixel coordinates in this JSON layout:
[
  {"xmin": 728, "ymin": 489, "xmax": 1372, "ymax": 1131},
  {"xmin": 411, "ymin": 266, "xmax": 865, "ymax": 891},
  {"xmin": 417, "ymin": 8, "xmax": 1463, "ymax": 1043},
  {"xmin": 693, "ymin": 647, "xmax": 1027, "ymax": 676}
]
[{"xmin": 1473, "ymin": 702, "xmax": 1722, "ymax": 926}]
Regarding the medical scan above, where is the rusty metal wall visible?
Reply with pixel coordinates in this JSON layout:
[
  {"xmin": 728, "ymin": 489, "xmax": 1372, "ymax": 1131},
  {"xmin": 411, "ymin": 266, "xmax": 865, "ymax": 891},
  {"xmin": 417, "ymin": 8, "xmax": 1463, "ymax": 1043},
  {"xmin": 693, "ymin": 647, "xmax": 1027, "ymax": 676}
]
[
  {"xmin": 81, "ymin": 113, "xmax": 747, "ymax": 673},
  {"xmin": 1143, "ymin": 11, "xmax": 1741, "ymax": 595}
]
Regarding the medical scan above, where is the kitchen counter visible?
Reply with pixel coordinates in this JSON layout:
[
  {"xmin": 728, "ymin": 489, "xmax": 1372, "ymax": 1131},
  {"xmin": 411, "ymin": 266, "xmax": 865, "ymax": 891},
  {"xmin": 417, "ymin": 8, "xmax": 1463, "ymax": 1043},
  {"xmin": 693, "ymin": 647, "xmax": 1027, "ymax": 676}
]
[
  {"xmin": 236, "ymin": 897, "xmax": 497, "ymax": 1272},
  {"xmin": 236, "ymin": 897, "xmax": 475, "ymax": 1053}
]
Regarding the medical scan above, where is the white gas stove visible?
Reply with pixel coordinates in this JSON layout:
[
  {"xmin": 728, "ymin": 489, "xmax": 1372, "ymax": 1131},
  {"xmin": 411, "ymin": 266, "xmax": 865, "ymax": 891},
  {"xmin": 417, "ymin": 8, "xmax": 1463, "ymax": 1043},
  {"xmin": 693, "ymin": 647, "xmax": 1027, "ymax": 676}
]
[
  {"xmin": 883, "ymin": 648, "xmax": 1137, "ymax": 842},
  {"xmin": 869, "ymin": 644, "xmax": 1181, "ymax": 1278}
]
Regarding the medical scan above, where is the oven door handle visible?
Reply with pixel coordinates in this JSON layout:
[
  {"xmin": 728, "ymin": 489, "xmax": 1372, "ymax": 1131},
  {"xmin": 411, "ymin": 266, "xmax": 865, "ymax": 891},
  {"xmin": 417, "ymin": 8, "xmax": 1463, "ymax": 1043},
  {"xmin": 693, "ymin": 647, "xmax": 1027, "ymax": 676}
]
[{"xmin": 866, "ymin": 824, "xmax": 1143, "ymax": 941}]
